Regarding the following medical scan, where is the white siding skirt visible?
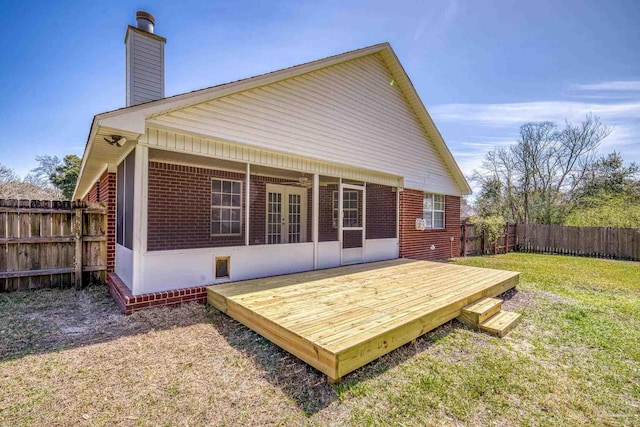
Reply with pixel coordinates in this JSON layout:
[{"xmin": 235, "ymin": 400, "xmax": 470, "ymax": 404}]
[
  {"xmin": 115, "ymin": 244, "xmax": 134, "ymax": 290},
  {"xmin": 130, "ymin": 239, "xmax": 398, "ymax": 295}
]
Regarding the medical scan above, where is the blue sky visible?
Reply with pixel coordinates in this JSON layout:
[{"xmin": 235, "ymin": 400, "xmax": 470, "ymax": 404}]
[{"xmin": 1, "ymin": 0, "xmax": 638, "ymax": 189}]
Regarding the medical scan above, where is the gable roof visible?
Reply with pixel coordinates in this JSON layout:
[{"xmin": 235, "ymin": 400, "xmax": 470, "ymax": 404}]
[{"xmin": 74, "ymin": 43, "xmax": 471, "ymax": 199}]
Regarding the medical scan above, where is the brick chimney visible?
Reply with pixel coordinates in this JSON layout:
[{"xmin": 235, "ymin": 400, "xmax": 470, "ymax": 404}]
[{"xmin": 124, "ymin": 11, "xmax": 166, "ymax": 106}]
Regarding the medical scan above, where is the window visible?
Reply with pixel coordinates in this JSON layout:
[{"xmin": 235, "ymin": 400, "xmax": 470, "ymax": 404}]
[
  {"xmin": 211, "ymin": 179, "xmax": 242, "ymax": 236},
  {"xmin": 423, "ymin": 193, "xmax": 445, "ymax": 229},
  {"xmin": 333, "ymin": 190, "xmax": 360, "ymax": 228}
]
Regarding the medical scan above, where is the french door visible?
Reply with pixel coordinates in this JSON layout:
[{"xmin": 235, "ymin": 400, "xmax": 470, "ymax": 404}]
[
  {"xmin": 339, "ymin": 183, "xmax": 366, "ymax": 264},
  {"xmin": 266, "ymin": 184, "xmax": 307, "ymax": 244}
]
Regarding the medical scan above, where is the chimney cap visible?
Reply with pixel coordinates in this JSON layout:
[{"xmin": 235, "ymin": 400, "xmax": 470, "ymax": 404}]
[{"xmin": 136, "ymin": 11, "xmax": 155, "ymax": 25}]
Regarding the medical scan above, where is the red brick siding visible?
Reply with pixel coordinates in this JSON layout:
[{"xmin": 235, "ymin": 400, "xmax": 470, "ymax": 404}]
[
  {"xmin": 148, "ymin": 162, "xmax": 316, "ymax": 250},
  {"xmin": 319, "ymin": 185, "xmax": 338, "ymax": 242},
  {"xmin": 148, "ymin": 162, "xmax": 245, "ymax": 251},
  {"xmin": 399, "ymin": 189, "xmax": 460, "ymax": 260},
  {"xmin": 85, "ymin": 181, "xmax": 99, "ymax": 202},
  {"xmin": 82, "ymin": 170, "xmax": 115, "ymax": 272},
  {"xmin": 366, "ymin": 184, "xmax": 397, "ymax": 239},
  {"xmin": 107, "ymin": 273, "xmax": 206, "ymax": 315},
  {"xmin": 100, "ymin": 171, "xmax": 116, "ymax": 272}
]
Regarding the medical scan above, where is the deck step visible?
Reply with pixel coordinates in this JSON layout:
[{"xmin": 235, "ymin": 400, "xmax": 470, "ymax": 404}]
[
  {"xmin": 479, "ymin": 311, "xmax": 522, "ymax": 337},
  {"xmin": 458, "ymin": 297, "xmax": 503, "ymax": 328}
]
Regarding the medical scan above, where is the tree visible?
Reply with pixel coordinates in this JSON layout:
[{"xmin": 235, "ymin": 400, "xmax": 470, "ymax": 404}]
[
  {"xmin": 0, "ymin": 163, "xmax": 61, "ymax": 200},
  {"xmin": 50, "ymin": 155, "xmax": 81, "ymax": 200},
  {"xmin": 32, "ymin": 154, "xmax": 81, "ymax": 200},
  {"xmin": 575, "ymin": 151, "xmax": 639, "ymax": 200},
  {"xmin": 472, "ymin": 114, "xmax": 612, "ymax": 224},
  {"xmin": 474, "ymin": 177, "xmax": 506, "ymax": 219},
  {"xmin": 32, "ymin": 155, "xmax": 62, "ymax": 182},
  {"xmin": 564, "ymin": 151, "xmax": 640, "ymax": 227},
  {"xmin": 460, "ymin": 196, "xmax": 476, "ymax": 220}
]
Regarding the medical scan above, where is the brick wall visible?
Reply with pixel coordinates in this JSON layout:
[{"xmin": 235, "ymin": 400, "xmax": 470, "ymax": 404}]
[
  {"xmin": 148, "ymin": 162, "xmax": 317, "ymax": 250},
  {"xmin": 148, "ymin": 162, "xmax": 246, "ymax": 250},
  {"xmin": 319, "ymin": 185, "xmax": 338, "ymax": 242},
  {"xmin": 107, "ymin": 273, "xmax": 206, "ymax": 315},
  {"xmin": 399, "ymin": 189, "xmax": 460, "ymax": 260},
  {"xmin": 82, "ymin": 170, "xmax": 116, "ymax": 272},
  {"xmin": 85, "ymin": 181, "xmax": 99, "ymax": 202},
  {"xmin": 366, "ymin": 184, "xmax": 396, "ymax": 239}
]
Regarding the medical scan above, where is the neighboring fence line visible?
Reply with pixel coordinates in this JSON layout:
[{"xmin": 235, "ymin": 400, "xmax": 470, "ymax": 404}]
[
  {"xmin": 460, "ymin": 222, "xmax": 517, "ymax": 256},
  {"xmin": 517, "ymin": 223, "xmax": 640, "ymax": 261},
  {"xmin": 0, "ymin": 199, "xmax": 108, "ymax": 291},
  {"xmin": 461, "ymin": 221, "xmax": 640, "ymax": 261}
]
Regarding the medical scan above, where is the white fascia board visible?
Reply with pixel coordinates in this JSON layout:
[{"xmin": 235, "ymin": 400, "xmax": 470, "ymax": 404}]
[
  {"xmin": 98, "ymin": 111, "xmax": 146, "ymax": 134},
  {"xmin": 72, "ymin": 118, "xmax": 99, "ymax": 200}
]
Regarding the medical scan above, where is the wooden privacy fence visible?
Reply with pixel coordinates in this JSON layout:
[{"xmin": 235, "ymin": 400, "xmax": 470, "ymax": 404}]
[
  {"xmin": 461, "ymin": 222, "xmax": 517, "ymax": 256},
  {"xmin": 517, "ymin": 223, "xmax": 640, "ymax": 261},
  {"xmin": 0, "ymin": 199, "xmax": 108, "ymax": 292}
]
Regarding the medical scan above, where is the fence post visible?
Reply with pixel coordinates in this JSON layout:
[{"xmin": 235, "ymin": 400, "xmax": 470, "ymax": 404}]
[
  {"xmin": 461, "ymin": 222, "xmax": 467, "ymax": 257},
  {"xmin": 503, "ymin": 223, "xmax": 508, "ymax": 254},
  {"xmin": 74, "ymin": 204, "xmax": 83, "ymax": 290}
]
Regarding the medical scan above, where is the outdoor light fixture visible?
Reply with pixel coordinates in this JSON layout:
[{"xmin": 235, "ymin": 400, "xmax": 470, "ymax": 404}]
[{"xmin": 104, "ymin": 135, "xmax": 127, "ymax": 147}]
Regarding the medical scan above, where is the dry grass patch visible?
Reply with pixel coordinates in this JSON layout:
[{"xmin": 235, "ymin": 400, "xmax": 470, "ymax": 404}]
[{"xmin": 0, "ymin": 287, "xmax": 337, "ymax": 426}]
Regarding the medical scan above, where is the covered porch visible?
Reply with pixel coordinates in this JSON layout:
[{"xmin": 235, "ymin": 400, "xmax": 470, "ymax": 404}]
[
  {"xmin": 117, "ymin": 144, "xmax": 402, "ymax": 295},
  {"xmin": 207, "ymin": 258, "xmax": 520, "ymax": 383}
]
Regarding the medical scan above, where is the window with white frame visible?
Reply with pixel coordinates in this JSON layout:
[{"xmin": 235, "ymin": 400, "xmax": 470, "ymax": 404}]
[
  {"xmin": 333, "ymin": 190, "xmax": 360, "ymax": 228},
  {"xmin": 211, "ymin": 179, "xmax": 242, "ymax": 235},
  {"xmin": 423, "ymin": 193, "xmax": 445, "ymax": 229}
]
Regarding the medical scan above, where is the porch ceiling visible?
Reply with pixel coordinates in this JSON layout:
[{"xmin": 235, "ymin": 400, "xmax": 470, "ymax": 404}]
[{"xmin": 75, "ymin": 126, "xmax": 142, "ymax": 199}]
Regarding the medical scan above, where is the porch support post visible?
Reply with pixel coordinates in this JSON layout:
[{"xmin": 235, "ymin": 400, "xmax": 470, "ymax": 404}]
[
  {"xmin": 245, "ymin": 163, "xmax": 250, "ymax": 246},
  {"xmin": 132, "ymin": 144, "xmax": 149, "ymax": 295},
  {"xmin": 396, "ymin": 187, "xmax": 400, "ymax": 239},
  {"xmin": 312, "ymin": 173, "xmax": 319, "ymax": 269},
  {"xmin": 338, "ymin": 178, "xmax": 343, "ymax": 266},
  {"xmin": 362, "ymin": 182, "xmax": 367, "ymax": 260}
]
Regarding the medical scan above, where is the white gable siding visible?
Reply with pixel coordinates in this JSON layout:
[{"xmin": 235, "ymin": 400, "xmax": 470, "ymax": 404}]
[
  {"xmin": 148, "ymin": 53, "xmax": 461, "ymax": 195},
  {"xmin": 126, "ymin": 29, "xmax": 164, "ymax": 106}
]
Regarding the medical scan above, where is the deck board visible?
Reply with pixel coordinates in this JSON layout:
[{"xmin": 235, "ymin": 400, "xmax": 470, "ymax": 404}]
[{"xmin": 207, "ymin": 259, "xmax": 519, "ymax": 381}]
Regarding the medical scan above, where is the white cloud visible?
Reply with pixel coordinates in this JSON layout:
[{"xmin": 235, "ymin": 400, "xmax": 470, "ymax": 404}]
[
  {"xmin": 572, "ymin": 80, "xmax": 640, "ymax": 91},
  {"xmin": 430, "ymin": 101, "xmax": 640, "ymax": 128},
  {"xmin": 460, "ymin": 137, "xmax": 515, "ymax": 148}
]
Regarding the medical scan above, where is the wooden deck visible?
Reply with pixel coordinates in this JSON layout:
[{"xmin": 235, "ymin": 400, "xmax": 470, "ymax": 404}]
[{"xmin": 207, "ymin": 259, "xmax": 519, "ymax": 382}]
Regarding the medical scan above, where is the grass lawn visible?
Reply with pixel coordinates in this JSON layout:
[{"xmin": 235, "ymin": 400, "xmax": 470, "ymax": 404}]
[{"xmin": 1, "ymin": 253, "xmax": 639, "ymax": 426}]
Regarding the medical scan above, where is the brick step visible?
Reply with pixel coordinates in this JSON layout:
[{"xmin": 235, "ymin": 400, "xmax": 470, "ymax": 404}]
[
  {"xmin": 458, "ymin": 297, "xmax": 503, "ymax": 328},
  {"xmin": 479, "ymin": 311, "xmax": 522, "ymax": 338}
]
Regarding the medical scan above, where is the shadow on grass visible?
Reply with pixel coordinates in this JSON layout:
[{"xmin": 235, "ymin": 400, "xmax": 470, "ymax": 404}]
[{"xmin": 209, "ymin": 309, "xmax": 463, "ymax": 416}]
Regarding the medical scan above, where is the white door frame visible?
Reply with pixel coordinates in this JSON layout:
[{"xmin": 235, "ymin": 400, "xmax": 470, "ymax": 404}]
[
  {"xmin": 339, "ymin": 182, "xmax": 366, "ymax": 265},
  {"xmin": 265, "ymin": 183, "xmax": 308, "ymax": 244}
]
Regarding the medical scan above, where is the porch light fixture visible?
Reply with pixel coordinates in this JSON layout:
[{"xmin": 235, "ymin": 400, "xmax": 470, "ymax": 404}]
[{"xmin": 104, "ymin": 135, "xmax": 127, "ymax": 147}]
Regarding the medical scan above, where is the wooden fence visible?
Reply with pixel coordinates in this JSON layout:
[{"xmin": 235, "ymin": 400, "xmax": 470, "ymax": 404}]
[
  {"xmin": 460, "ymin": 222, "xmax": 517, "ymax": 256},
  {"xmin": 517, "ymin": 223, "xmax": 640, "ymax": 261},
  {"xmin": 0, "ymin": 199, "xmax": 108, "ymax": 291}
]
